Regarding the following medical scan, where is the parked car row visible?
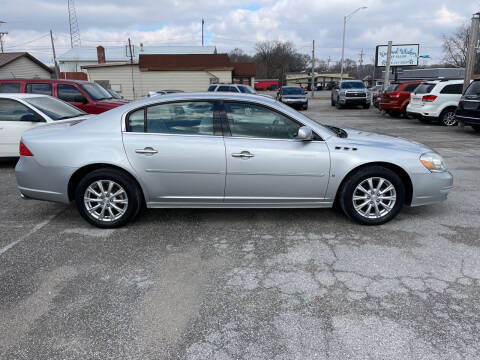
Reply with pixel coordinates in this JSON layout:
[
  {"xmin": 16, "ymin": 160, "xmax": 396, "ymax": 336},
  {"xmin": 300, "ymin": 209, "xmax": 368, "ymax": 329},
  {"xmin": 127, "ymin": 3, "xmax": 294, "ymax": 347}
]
[{"xmin": 376, "ymin": 78, "xmax": 480, "ymax": 132}]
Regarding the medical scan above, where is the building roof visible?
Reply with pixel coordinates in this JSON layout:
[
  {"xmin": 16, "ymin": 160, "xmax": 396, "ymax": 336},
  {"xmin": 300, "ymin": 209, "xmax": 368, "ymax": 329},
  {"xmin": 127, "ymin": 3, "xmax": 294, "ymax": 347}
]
[
  {"xmin": 232, "ymin": 62, "xmax": 256, "ymax": 77},
  {"xmin": 0, "ymin": 52, "xmax": 52, "ymax": 73},
  {"xmin": 58, "ymin": 45, "xmax": 217, "ymax": 62},
  {"xmin": 139, "ymin": 54, "xmax": 234, "ymax": 71}
]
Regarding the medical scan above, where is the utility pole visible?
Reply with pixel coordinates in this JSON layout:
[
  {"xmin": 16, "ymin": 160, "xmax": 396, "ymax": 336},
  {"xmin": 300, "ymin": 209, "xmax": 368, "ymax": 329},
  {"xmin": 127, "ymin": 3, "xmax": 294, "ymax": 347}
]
[
  {"xmin": 201, "ymin": 18, "xmax": 204, "ymax": 46},
  {"xmin": 383, "ymin": 41, "xmax": 393, "ymax": 91},
  {"xmin": 0, "ymin": 21, "xmax": 7, "ymax": 53},
  {"xmin": 327, "ymin": 56, "xmax": 331, "ymax": 71},
  {"xmin": 128, "ymin": 38, "xmax": 136, "ymax": 100},
  {"xmin": 311, "ymin": 40, "xmax": 315, "ymax": 97},
  {"xmin": 50, "ymin": 30, "xmax": 60, "ymax": 79},
  {"xmin": 464, "ymin": 12, "xmax": 480, "ymax": 93},
  {"xmin": 358, "ymin": 48, "xmax": 364, "ymax": 79}
]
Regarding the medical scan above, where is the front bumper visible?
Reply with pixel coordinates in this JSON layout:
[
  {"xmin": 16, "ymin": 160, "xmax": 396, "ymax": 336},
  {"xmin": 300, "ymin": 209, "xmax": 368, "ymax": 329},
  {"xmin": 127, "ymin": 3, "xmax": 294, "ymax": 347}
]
[
  {"xmin": 282, "ymin": 99, "xmax": 308, "ymax": 107},
  {"xmin": 410, "ymin": 170, "xmax": 453, "ymax": 206},
  {"xmin": 340, "ymin": 97, "xmax": 368, "ymax": 105}
]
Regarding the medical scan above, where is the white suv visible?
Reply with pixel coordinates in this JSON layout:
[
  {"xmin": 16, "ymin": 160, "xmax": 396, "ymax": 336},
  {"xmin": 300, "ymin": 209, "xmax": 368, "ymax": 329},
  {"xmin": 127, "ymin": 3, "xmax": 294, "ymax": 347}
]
[{"xmin": 406, "ymin": 80, "xmax": 464, "ymax": 126}]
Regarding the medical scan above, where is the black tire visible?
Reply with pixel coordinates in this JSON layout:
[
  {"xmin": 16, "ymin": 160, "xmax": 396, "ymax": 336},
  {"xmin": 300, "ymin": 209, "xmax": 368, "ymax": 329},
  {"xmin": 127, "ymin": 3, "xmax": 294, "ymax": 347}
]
[
  {"xmin": 363, "ymin": 104, "xmax": 370, "ymax": 109},
  {"xmin": 439, "ymin": 108, "xmax": 458, "ymax": 126},
  {"xmin": 336, "ymin": 101, "xmax": 343, "ymax": 109},
  {"xmin": 339, "ymin": 166, "xmax": 405, "ymax": 225},
  {"xmin": 75, "ymin": 168, "xmax": 142, "ymax": 228},
  {"xmin": 472, "ymin": 125, "xmax": 480, "ymax": 133},
  {"xmin": 331, "ymin": 97, "xmax": 335, "ymax": 106},
  {"xmin": 303, "ymin": 104, "xmax": 308, "ymax": 110}
]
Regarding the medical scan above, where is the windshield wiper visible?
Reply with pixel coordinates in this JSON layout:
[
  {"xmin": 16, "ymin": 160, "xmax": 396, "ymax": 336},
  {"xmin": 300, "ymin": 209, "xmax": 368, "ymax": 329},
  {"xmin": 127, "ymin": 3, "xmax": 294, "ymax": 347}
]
[{"xmin": 326, "ymin": 125, "xmax": 348, "ymax": 138}]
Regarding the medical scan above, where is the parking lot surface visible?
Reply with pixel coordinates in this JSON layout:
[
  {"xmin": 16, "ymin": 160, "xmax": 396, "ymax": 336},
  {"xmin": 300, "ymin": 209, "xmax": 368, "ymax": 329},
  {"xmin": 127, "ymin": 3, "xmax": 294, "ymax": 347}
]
[{"xmin": 1, "ymin": 99, "xmax": 479, "ymax": 359}]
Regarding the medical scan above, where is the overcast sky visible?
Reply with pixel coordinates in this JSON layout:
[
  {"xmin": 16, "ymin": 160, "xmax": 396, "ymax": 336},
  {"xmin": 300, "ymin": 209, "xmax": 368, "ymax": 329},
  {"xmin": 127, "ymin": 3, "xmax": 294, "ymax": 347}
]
[{"xmin": 1, "ymin": 0, "xmax": 478, "ymax": 66}]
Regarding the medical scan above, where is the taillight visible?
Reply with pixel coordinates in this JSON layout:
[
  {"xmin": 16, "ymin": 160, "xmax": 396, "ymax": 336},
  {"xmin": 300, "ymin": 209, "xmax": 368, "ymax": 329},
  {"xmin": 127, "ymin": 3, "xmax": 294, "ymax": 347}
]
[
  {"xmin": 388, "ymin": 92, "xmax": 401, "ymax": 99},
  {"xmin": 422, "ymin": 95, "xmax": 437, "ymax": 103},
  {"xmin": 19, "ymin": 141, "xmax": 33, "ymax": 156}
]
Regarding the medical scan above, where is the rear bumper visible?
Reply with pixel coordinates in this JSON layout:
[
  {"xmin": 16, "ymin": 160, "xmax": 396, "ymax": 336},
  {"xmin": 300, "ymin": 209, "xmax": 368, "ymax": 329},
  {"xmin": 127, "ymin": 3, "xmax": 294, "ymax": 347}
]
[
  {"xmin": 379, "ymin": 102, "xmax": 403, "ymax": 112},
  {"xmin": 406, "ymin": 103, "xmax": 441, "ymax": 118},
  {"xmin": 410, "ymin": 171, "xmax": 453, "ymax": 206},
  {"xmin": 15, "ymin": 156, "xmax": 72, "ymax": 204}
]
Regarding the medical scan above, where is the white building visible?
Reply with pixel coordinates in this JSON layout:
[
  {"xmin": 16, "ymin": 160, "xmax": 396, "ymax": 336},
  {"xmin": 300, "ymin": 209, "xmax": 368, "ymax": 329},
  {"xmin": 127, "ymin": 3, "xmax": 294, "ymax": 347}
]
[
  {"xmin": 0, "ymin": 52, "xmax": 52, "ymax": 79},
  {"xmin": 58, "ymin": 45, "xmax": 217, "ymax": 73}
]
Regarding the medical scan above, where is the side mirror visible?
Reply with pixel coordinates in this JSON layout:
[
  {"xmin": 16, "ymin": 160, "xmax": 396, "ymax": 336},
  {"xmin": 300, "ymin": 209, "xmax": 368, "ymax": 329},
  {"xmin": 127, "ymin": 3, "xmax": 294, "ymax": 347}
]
[{"xmin": 297, "ymin": 126, "xmax": 313, "ymax": 141}]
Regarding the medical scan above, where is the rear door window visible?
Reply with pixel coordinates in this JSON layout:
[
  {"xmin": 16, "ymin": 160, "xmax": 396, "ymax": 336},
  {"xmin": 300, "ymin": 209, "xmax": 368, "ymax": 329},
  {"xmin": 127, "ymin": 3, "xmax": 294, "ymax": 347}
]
[
  {"xmin": 440, "ymin": 84, "xmax": 464, "ymax": 95},
  {"xmin": 0, "ymin": 83, "xmax": 21, "ymax": 93},
  {"xmin": 207, "ymin": 85, "xmax": 217, "ymax": 92},
  {"xmin": 57, "ymin": 84, "xmax": 87, "ymax": 103},
  {"xmin": 26, "ymin": 83, "xmax": 52, "ymax": 95},
  {"xmin": 217, "ymin": 86, "xmax": 239, "ymax": 92}
]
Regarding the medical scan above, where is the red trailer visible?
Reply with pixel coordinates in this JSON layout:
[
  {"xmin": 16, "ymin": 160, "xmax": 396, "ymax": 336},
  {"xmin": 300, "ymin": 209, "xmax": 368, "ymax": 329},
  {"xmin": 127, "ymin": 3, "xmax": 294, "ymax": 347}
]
[{"xmin": 254, "ymin": 79, "xmax": 279, "ymax": 91}]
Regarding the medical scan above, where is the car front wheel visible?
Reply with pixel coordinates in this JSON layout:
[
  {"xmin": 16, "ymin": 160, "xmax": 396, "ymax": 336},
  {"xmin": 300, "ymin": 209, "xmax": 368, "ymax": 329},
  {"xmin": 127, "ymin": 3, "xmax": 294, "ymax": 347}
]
[
  {"xmin": 339, "ymin": 166, "xmax": 405, "ymax": 225},
  {"xmin": 75, "ymin": 168, "xmax": 142, "ymax": 228}
]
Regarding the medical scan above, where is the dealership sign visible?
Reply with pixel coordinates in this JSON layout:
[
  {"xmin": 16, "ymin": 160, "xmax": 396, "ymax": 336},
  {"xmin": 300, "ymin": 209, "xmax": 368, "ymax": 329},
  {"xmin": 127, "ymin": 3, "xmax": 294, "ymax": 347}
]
[{"xmin": 376, "ymin": 44, "xmax": 419, "ymax": 67}]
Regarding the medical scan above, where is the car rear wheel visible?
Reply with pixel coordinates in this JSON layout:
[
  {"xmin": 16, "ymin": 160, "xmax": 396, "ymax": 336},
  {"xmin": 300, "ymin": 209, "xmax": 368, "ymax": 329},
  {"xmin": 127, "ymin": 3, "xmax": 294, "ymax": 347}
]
[
  {"xmin": 339, "ymin": 166, "xmax": 405, "ymax": 225},
  {"xmin": 440, "ymin": 108, "xmax": 458, "ymax": 126},
  {"xmin": 75, "ymin": 168, "xmax": 142, "ymax": 228},
  {"xmin": 472, "ymin": 125, "xmax": 480, "ymax": 133}
]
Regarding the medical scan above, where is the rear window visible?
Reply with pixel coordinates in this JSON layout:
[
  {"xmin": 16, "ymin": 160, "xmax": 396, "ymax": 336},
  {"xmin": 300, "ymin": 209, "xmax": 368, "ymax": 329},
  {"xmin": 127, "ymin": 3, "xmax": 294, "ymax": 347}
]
[
  {"xmin": 0, "ymin": 82, "xmax": 20, "ymax": 93},
  {"xmin": 465, "ymin": 81, "xmax": 480, "ymax": 96},
  {"xmin": 414, "ymin": 84, "xmax": 436, "ymax": 94},
  {"xmin": 385, "ymin": 84, "xmax": 399, "ymax": 92},
  {"xmin": 403, "ymin": 83, "xmax": 420, "ymax": 92},
  {"xmin": 440, "ymin": 84, "xmax": 463, "ymax": 94},
  {"xmin": 207, "ymin": 85, "xmax": 217, "ymax": 92}
]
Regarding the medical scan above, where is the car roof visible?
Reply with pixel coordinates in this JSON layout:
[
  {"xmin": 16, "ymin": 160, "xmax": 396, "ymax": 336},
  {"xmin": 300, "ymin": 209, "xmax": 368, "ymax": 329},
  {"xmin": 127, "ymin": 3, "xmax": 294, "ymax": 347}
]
[
  {"xmin": 0, "ymin": 78, "xmax": 92, "ymax": 84},
  {"xmin": 0, "ymin": 93, "xmax": 49, "ymax": 99}
]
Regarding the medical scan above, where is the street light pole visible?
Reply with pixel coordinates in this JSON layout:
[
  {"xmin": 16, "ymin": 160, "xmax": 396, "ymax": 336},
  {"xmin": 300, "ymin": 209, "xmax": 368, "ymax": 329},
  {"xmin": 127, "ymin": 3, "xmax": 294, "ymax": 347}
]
[{"xmin": 340, "ymin": 6, "xmax": 367, "ymax": 82}]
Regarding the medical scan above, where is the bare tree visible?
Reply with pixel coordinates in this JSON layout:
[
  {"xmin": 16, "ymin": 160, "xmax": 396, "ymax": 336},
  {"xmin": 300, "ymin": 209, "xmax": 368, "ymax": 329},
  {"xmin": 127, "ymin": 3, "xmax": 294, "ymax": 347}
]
[
  {"xmin": 228, "ymin": 48, "xmax": 253, "ymax": 62},
  {"xmin": 253, "ymin": 41, "xmax": 309, "ymax": 84},
  {"xmin": 442, "ymin": 24, "xmax": 470, "ymax": 67}
]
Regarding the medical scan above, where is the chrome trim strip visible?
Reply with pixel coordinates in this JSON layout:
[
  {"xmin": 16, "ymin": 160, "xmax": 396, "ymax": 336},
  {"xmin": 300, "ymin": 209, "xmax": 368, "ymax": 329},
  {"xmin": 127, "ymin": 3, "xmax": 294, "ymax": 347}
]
[
  {"xmin": 145, "ymin": 169, "xmax": 225, "ymax": 175},
  {"xmin": 17, "ymin": 186, "xmax": 63, "ymax": 195},
  {"xmin": 227, "ymin": 171, "xmax": 326, "ymax": 177}
]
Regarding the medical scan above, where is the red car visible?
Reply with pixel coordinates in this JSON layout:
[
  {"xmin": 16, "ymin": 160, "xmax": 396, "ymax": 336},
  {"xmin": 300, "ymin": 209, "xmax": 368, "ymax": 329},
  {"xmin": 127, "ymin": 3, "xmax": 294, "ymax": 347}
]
[
  {"xmin": 0, "ymin": 79, "xmax": 129, "ymax": 114},
  {"xmin": 379, "ymin": 80, "xmax": 424, "ymax": 117}
]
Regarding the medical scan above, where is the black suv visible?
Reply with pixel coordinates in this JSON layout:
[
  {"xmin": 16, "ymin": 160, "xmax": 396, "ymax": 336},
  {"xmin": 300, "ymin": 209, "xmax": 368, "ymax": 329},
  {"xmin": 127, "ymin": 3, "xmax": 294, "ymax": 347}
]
[{"xmin": 456, "ymin": 79, "xmax": 480, "ymax": 132}]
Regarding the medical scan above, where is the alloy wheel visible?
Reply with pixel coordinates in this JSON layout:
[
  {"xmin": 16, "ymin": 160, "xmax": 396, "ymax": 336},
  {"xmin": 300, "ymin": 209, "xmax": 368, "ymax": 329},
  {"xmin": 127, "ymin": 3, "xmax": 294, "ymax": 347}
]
[
  {"xmin": 83, "ymin": 180, "xmax": 129, "ymax": 222},
  {"xmin": 352, "ymin": 177, "xmax": 397, "ymax": 219},
  {"xmin": 443, "ymin": 111, "xmax": 457, "ymax": 126}
]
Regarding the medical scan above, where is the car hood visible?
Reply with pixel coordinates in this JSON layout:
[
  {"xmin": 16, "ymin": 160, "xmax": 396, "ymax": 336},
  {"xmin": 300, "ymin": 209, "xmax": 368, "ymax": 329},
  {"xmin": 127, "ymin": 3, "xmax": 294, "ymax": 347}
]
[
  {"xmin": 340, "ymin": 128, "xmax": 433, "ymax": 153},
  {"xmin": 98, "ymin": 98, "xmax": 130, "ymax": 105}
]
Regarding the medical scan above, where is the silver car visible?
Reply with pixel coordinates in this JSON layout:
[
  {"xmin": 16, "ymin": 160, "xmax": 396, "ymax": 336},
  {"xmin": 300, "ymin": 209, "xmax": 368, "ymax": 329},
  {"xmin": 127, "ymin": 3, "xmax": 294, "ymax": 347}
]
[{"xmin": 15, "ymin": 93, "xmax": 453, "ymax": 228}]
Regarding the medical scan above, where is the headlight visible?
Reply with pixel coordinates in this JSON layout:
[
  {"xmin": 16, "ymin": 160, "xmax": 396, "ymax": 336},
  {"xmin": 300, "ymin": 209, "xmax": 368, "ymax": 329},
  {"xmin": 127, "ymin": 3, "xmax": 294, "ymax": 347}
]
[{"xmin": 420, "ymin": 152, "xmax": 447, "ymax": 173}]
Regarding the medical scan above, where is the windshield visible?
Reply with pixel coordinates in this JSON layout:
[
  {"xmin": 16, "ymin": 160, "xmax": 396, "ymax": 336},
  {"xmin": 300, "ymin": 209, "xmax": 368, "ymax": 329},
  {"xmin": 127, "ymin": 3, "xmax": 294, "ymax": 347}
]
[
  {"xmin": 81, "ymin": 83, "xmax": 113, "ymax": 100},
  {"xmin": 341, "ymin": 82, "xmax": 366, "ymax": 89},
  {"xmin": 414, "ymin": 83, "xmax": 436, "ymax": 94},
  {"xmin": 238, "ymin": 85, "xmax": 256, "ymax": 94},
  {"xmin": 107, "ymin": 89, "xmax": 122, "ymax": 99},
  {"xmin": 281, "ymin": 87, "xmax": 304, "ymax": 95},
  {"xmin": 25, "ymin": 96, "xmax": 86, "ymax": 120},
  {"xmin": 465, "ymin": 81, "xmax": 480, "ymax": 96}
]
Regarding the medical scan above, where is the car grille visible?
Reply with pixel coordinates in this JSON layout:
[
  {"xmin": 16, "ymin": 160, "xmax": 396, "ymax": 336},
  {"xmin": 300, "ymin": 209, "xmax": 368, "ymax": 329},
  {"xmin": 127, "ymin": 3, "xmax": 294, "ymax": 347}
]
[{"xmin": 347, "ymin": 92, "xmax": 366, "ymax": 98}]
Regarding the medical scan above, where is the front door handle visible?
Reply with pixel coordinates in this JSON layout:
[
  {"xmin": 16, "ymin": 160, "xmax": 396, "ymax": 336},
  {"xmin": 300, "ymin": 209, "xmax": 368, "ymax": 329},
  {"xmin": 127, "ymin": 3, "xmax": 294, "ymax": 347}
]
[
  {"xmin": 135, "ymin": 147, "xmax": 158, "ymax": 155},
  {"xmin": 232, "ymin": 151, "xmax": 254, "ymax": 158}
]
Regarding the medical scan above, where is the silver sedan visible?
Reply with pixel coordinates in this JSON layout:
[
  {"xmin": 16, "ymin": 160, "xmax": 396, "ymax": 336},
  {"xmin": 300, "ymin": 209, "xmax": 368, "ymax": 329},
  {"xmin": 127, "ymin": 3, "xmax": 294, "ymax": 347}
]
[{"xmin": 15, "ymin": 93, "xmax": 453, "ymax": 228}]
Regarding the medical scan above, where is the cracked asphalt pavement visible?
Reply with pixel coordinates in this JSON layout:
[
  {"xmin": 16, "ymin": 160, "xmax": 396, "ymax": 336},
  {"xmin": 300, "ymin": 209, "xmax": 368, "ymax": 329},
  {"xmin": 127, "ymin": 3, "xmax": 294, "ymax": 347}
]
[{"xmin": 1, "ymin": 97, "xmax": 479, "ymax": 359}]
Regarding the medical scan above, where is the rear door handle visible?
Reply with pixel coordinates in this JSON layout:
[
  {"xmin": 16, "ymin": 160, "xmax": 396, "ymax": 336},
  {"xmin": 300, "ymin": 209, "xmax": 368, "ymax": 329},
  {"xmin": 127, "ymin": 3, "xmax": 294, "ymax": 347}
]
[
  {"xmin": 135, "ymin": 147, "xmax": 158, "ymax": 155},
  {"xmin": 232, "ymin": 151, "xmax": 254, "ymax": 158}
]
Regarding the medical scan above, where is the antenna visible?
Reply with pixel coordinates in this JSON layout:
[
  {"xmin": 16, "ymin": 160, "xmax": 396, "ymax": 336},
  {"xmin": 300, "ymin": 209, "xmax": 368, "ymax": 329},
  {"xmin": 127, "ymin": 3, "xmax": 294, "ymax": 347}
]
[{"xmin": 68, "ymin": 0, "xmax": 81, "ymax": 48}]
